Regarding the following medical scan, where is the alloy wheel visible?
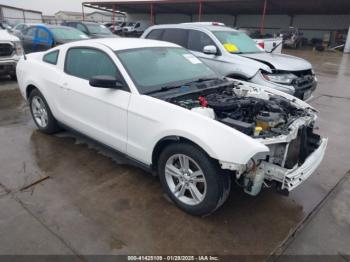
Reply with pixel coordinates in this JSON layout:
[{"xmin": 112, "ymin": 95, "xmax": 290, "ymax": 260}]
[
  {"xmin": 164, "ymin": 154, "xmax": 207, "ymax": 206},
  {"xmin": 31, "ymin": 96, "xmax": 49, "ymax": 128}
]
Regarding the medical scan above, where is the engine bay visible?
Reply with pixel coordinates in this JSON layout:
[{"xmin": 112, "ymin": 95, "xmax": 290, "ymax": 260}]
[{"xmin": 169, "ymin": 83, "xmax": 315, "ymax": 138}]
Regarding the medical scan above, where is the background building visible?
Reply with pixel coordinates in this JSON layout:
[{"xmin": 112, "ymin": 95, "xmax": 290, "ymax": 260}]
[
  {"xmin": 53, "ymin": 10, "xmax": 124, "ymax": 24},
  {"xmin": 86, "ymin": 11, "xmax": 124, "ymax": 22},
  {"xmin": 54, "ymin": 11, "xmax": 84, "ymax": 22},
  {"xmin": 0, "ymin": 4, "xmax": 42, "ymax": 25}
]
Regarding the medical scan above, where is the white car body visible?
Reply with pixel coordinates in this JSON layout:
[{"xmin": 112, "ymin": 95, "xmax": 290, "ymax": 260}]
[{"xmin": 16, "ymin": 38, "xmax": 327, "ymax": 212}]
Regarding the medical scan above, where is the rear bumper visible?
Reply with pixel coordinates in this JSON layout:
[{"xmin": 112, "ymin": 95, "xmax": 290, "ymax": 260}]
[{"xmin": 261, "ymin": 138, "xmax": 328, "ymax": 191}]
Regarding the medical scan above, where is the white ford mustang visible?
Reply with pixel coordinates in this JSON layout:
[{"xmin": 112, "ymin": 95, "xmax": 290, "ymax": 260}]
[{"xmin": 16, "ymin": 38, "xmax": 327, "ymax": 216}]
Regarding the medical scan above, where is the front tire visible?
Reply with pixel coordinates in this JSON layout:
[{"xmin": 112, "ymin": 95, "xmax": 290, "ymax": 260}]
[
  {"xmin": 29, "ymin": 89, "xmax": 60, "ymax": 134},
  {"xmin": 158, "ymin": 143, "xmax": 231, "ymax": 216}
]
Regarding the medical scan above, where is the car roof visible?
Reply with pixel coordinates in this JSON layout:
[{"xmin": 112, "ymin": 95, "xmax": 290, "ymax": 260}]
[
  {"xmin": 31, "ymin": 24, "xmax": 79, "ymax": 30},
  {"xmin": 44, "ymin": 25, "xmax": 73, "ymax": 29},
  {"xmin": 148, "ymin": 23, "xmax": 238, "ymax": 32},
  {"xmin": 61, "ymin": 37, "xmax": 179, "ymax": 51}
]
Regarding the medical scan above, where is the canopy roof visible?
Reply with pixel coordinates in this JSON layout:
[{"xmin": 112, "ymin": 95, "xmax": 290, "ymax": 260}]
[{"xmin": 83, "ymin": 0, "xmax": 350, "ymax": 15}]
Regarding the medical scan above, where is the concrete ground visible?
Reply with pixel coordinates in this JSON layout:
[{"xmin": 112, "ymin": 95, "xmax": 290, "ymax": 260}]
[{"xmin": 0, "ymin": 49, "xmax": 349, "ymax": 259}]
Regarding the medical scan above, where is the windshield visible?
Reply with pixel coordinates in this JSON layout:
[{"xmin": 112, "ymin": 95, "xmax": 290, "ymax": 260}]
[
  {"xmin": 51, "ymin": 27, "xmax": 89, "ymax": 41},
  {"xmin": 127, "ymin": 22, "xmax": 136, "ymax": 27},
  {"xmin": 86, "ymin": 24, "xmax": 112, "ymax": 35},
  {"xmin": 116, "ymin": 47, "xmax": 217, "ymax": 94},
  {"xmin": 213, "ymin": 30, "xmax": 264, "ymax": 54}
]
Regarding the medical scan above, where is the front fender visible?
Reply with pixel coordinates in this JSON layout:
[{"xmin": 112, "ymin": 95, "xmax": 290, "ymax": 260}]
[
  {"xmin": 127, "ymin": 94, "xmax": 269, "ymax": 166},
  {"xmin": 152, "ymin": 126, "xmax": 269, "ymax": 165}
]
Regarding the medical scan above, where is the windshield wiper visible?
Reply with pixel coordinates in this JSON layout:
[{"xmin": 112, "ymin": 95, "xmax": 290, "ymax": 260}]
[
  {"xmin": 145, "ymin": 84, "xmax": 184, "ymax": 95},
  {"xmin": 144, "ymin": 77, "xmax": 223, "ymax": 95},
  {"xmin": 183, "ymin": 77, "xmax": 222, "ymax": 85}
]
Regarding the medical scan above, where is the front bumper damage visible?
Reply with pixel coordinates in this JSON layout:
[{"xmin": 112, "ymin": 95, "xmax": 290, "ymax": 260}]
[
  {"xmin": 220, "ymin": 112, "xmax": 327, "ymax": 196},
  {"xmin": 261, "ymin": 137, "xmax": 327, "ymax": 191}
]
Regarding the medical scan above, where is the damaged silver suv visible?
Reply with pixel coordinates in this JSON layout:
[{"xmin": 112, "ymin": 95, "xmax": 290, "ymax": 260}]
[{"xmin": 142, "ymin": 22, "xmax": 317, "ymax": 100}]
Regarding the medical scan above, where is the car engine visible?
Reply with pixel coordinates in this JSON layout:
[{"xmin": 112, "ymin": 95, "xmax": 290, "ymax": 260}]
[{"xmin": 169, "ymin": 84, "xmax": 314, "ymax": 138}]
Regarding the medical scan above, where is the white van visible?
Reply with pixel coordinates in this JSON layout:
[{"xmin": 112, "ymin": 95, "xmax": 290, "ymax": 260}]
[{"xmin": 123, "ymin": 21, "xmax": 151, "ymax": 36}]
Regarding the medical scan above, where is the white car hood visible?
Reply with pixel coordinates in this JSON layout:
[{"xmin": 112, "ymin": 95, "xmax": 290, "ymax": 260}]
[
  {"xmin": 241, "ymin": 52, "xmax": 312, "ymax": 72},
  {"xmin": 0, "ymin": 29, "xmax": 19, "ymax": 42}
]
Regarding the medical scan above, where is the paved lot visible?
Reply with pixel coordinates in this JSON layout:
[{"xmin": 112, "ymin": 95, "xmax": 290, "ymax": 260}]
[{"xmin": 0, "ymin": 50, "xmax": 349, "ymax": 258}]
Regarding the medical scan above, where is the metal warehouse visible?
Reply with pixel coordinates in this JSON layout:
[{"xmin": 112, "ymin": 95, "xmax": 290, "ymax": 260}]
[{"xmin": 83, "ymin": 0, "xmax": 350, "ymax": 43}]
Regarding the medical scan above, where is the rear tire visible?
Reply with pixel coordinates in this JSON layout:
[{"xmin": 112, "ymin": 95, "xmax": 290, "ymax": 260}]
[
  {"xmin": 158, "ymin": 143, "xmax": 231, "ymax": 216},
  {"xmin": 29, "ymin": 89, "xmax": 60, "ymax": 134}
]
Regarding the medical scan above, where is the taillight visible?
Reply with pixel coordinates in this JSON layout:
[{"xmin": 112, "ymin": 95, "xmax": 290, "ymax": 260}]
[{"xmin": 258, "ymin": 42, "xmax": 265, "ymax": 49}]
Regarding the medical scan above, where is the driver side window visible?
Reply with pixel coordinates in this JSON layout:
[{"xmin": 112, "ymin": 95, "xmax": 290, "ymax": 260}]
[
  {"xmin": 187, "ymin": 30, "xmax": 216, "ymax": 53},
  {"xmin": 65, "ymin": 48, "xmax": 120, "ymax": 81}
]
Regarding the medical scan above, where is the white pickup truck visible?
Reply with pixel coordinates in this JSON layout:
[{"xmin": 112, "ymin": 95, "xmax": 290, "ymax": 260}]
[
  {"xmin": 239, "ymin": 29, "xmax": 283, "ymax": 53},
  {"xmin": 253, "ymin": 37, "xmax": 283, "ymax": 54},
  {"xmin": 0, "ymin": 28, "xmax": 23, "ymax": 79}
]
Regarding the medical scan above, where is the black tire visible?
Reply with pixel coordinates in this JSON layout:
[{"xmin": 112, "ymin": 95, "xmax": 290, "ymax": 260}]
[
  {"xmin": 29, "ymin": 89, "xmax": 60, "ymax": 134},
  {"xmin": 158, "ymin": 143, "xmax": 231, "ymax": 216}
]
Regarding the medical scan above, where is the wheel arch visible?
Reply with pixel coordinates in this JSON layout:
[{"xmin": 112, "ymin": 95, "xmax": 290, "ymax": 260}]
[
  {"xmin": 151, "ymin": 136, "xmax": 218, "ymax": 171},
  {"xmin": 26, "ymin": 84, "xmax": 38, "ymax": 99}
]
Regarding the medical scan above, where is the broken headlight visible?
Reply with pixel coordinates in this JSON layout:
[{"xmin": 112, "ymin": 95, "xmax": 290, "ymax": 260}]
[{"xmin": 262, "ymin": 72, "xmax": 297, "ymax": 85}]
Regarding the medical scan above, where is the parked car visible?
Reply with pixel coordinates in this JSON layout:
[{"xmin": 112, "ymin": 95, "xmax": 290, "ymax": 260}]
[
  {"xmin": 142, "ymin": 23, "xmax": 317, "ymax": 100},
  {"xmin": 11, "ymin": 23, "xmax": 40, "ymax": 37},
  {"xmin": 19, "ymin": 24, "xmax": 89, "ymax": 53},
  {"xmin": 0, "ymin": 21, "xmax": 12, "ymax": 30},
  {"xmin": 122, "ymin": 21, "xmax": 150, "ymax": 36},
  {"xmin": 0, "ymin": 28, "xmax": 23, "ymax": 79},
  {"xmin": 63, "ymin": 21, "xmax": 117, "ymax": 38},
  {"xmin": 104, "ymin": 21, "xmax": 126, "ymax": 34},
  {"xmin": 16, "ymin": 38, "xmax": 327, "ymax": 216}
]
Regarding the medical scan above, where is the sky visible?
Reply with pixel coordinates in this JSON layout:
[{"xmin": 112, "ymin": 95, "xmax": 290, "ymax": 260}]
[{"xmin": 0, "ymin": 0, "xmax": 110, "ymax": 15}]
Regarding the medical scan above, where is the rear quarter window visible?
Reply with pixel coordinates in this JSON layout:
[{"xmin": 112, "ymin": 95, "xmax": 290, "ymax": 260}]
[
  {"xmin": 43, "ymin": 50, "xmax": 59, "ymax": 65},
  {"xmin": 146, "ymin": 29, "xmax": 164, "ymax": 40},
  {"xmin": 162, "ymin": 29, "xmax": 188, "ymax": 48}
]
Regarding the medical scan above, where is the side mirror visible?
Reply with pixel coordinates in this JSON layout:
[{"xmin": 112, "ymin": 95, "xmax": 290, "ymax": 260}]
[
  {"xmin": 203, "ymin": 45, "xmax": 218, "ymax": 55},
  {"xmin": 89, "ymin": 75, "xmax": 124, "ymax": 89}
]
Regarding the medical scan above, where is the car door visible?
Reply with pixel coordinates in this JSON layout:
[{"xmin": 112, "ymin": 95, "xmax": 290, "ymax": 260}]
[
  {"xmin": 187, "ymin": 29, "xmax": 226, "ymax": 75},
  {"xmin": 58, "ymin": 46, "xmax": 130, "ymax": 152},
  {"xmin": 36, "ymin": 27, "xmax": 54, "ymax": 51},
  {"xmin": 21, "ymin": 26, "xmax": 37, "ymax": 53}
]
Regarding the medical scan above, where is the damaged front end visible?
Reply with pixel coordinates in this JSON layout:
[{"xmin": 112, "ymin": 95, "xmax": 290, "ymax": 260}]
[{"xmin": 168, "ymin": 80, "xmax": 327, "ymax": 196}]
